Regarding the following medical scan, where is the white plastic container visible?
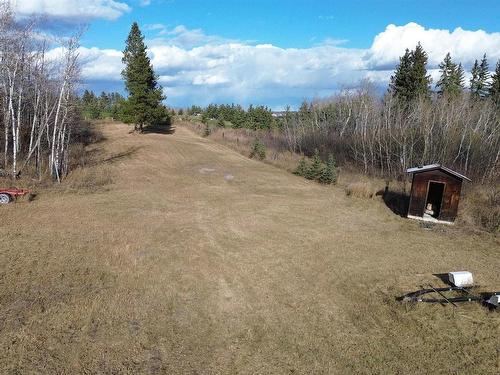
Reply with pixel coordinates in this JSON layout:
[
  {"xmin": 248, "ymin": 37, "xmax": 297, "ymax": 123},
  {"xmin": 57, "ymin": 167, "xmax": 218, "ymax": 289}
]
[{"xmin": 448, "ymin": 271, "xmax": 474, "ymax": 287}]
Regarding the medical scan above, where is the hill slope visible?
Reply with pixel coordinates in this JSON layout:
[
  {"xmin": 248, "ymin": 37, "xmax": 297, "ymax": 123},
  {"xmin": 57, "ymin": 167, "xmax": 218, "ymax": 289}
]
[{"xmin": 1, "ymin": 122, "xmax": 498, "ymax": 374}]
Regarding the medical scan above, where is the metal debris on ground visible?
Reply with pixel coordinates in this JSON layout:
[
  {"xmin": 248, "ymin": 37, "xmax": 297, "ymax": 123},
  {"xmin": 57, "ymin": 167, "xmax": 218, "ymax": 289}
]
[{"xmin": 399, "ymin": 271, "xmax": 499, "ymax": 309}]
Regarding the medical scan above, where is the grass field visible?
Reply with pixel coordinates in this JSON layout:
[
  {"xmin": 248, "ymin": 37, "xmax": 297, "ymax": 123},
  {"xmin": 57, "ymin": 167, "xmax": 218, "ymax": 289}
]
[{"xmin": 1, "ymin": 121, "xmax": 498, "ymax": 374}]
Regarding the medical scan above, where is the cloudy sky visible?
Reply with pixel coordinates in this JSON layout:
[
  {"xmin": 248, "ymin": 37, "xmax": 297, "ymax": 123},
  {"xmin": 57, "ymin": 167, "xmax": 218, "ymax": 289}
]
[{"xmin": 11, "ymin": 0, "xmax": 500, "ymax": 109}]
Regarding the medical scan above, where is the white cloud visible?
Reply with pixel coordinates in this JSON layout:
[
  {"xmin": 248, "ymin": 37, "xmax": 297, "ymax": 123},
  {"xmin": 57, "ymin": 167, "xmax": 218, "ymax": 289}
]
[
  {"xmin": 76, "ymin": 23, "xmax": 500, "ymax": 108},
  {"xmin": 11, "ymin": 0, "xmax": 131, "ymax": 20},
  {"xmin": 147, "ymin": 24, "xmax": 238, "ymax": 48},
  {"xmin": 368, "ymin": 22, "xmax": 500, "ymax": 70},
  {"xmin": 78, "ymin": 47, "xmax": 124, "ymax": 81}
]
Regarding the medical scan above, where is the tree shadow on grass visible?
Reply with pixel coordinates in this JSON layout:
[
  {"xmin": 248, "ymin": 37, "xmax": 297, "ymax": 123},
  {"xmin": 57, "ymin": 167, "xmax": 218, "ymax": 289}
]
[
  {"xmin": 141, "ymin": 124, "xmax": 175, "ymax": 135},
  {"xmin": 97, "ymin": 146, "xmax": 142, "ymax": 165}
]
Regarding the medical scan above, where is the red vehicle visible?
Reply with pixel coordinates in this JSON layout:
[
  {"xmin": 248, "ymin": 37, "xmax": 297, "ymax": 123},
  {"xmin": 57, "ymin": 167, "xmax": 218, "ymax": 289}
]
[{"xmin": 0, "ymin": 188, "xmax": 29, "ymax": 204}]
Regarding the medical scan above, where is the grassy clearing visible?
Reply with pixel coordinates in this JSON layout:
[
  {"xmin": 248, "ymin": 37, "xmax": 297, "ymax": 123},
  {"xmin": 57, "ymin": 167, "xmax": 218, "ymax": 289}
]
[{"xmin": 0, "ymin": 121, "xmax": 498, "ymax": 374}]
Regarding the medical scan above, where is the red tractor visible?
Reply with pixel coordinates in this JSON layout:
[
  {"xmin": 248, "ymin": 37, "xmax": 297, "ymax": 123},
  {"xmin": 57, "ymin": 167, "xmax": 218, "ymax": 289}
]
[{"xmin": 0, "ymin": 188, "xmax": 29, "ymax": 204}]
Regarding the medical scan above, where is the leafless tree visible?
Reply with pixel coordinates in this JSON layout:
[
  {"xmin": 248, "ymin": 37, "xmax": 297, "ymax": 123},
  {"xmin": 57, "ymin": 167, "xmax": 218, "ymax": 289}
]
[
  {"xmin": 0, "ymin": 2, "xmax": 81, "ymax": 181},
  {"xmin": 283, "ymin": 84, "xmax": 499, "ymax": 183}
]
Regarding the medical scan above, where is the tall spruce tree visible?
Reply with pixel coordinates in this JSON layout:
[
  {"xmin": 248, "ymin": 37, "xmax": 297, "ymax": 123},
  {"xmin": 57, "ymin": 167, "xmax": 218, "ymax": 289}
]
[
  {"xmin": 489, "ymin": 60, "xmax": 500, "ymax": 105},
  {"xmin": 410, "ymin": 43, "xmax": 432, "ymax": 99},
  {"xmin": 454, "ymin": 63, "xmax": 466, "ymax": 90},
  {"xmin": 389, "ymin": 48, "xmax": 413, "ymax": 101},
  {"xmin": 470, "ymin": 54, "xmax": 490, "ymax": 99},
  {"xmin": 436, "ymin": 53, "xmax": 464, "ymax": 97},
  {"xmin": 389, "ymin": 43, "xmax": 431, "ymax": 102},
  {"xmin": 122, "ymin": 22, "xmax": 169, "ymax": 131}
]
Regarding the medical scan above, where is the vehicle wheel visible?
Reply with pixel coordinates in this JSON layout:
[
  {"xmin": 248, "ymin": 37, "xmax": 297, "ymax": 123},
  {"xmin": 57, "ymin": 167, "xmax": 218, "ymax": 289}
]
[{"xmin": 0, "ymin": 193, "xmax": 11, "ymax": 204}]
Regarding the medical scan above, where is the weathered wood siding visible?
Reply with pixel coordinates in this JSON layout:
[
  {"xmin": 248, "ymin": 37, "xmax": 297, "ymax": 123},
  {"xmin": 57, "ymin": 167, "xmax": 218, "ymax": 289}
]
[{"xmin": 408, "ymin": 169, "xmax": 463, "ymax": 222}]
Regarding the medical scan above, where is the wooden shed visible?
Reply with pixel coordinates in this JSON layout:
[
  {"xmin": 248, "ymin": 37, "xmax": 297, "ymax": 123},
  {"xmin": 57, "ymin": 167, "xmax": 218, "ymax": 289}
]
[{"xmin": 406, "ymin": 164, "xmax": 471, "ymax": 224}]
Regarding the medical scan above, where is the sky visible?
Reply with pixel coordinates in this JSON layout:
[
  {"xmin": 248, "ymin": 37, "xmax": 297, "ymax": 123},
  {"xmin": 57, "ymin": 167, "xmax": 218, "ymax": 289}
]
[{"xmin": 11, "ymin": 0, "xmax": 500, "ymax": 109}]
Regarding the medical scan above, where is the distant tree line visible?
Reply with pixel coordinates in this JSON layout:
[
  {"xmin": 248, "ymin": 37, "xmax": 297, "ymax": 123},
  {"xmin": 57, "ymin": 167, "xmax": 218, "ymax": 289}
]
[
  {"xmin": 182, "ymin": 103, "xmax": 276, "ymax": 130},
  {"xmin": 80, "ymin": 90, "xmax": 127, "ymax": 120}
]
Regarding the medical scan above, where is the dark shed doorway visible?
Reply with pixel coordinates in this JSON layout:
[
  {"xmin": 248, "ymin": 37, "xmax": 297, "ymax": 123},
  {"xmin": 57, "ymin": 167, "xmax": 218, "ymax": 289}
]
[{"xmin": 425, "ymin": 181, "xmax": 445, "ymax": 218}]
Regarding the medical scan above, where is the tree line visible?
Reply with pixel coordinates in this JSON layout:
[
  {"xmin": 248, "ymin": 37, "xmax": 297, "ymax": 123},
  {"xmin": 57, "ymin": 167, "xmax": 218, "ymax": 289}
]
[
  {"xmin": 80, "ymin": 90, "xmax": 127, "ymax": 120},
  {"xmin": 0, "ymin": 4, "xmax": 81, "ymax": 181},
  {"xmin": 180, "ymin": 103, "xmax": 276, "ymax": 130},
  {"xmin": 280, "ymin": 45, "xmax": 499, "ymax": 183}
]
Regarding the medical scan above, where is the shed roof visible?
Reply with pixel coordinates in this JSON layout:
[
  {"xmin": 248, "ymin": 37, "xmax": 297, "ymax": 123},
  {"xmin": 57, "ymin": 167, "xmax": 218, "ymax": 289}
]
[{"xmin": 406, "ymin": 164, "xmax": 471, "ymax": 181}]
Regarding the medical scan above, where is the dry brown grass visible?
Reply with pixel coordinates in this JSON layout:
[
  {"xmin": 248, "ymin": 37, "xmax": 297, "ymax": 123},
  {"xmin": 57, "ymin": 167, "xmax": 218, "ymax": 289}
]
[
  {"xmin": 63, "ymin": 165, "xmax": 113, "ymax": 192},
  {"xmin": 459, "ymin": 185, "xmax": 500, "ymax": 233},
  {"xmin": 344, "ymin": 181, "xmax": 380, "ymax": 199},
  {"xmin": 1, "ymin": 120, "xmax": 499, "ymax": 374}
]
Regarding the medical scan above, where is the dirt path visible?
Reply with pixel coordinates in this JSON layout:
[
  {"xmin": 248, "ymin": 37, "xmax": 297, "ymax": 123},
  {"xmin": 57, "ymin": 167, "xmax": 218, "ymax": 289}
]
[{"xmin": 1, "ymin": 122, "xmax": 498, "ymax": 374}]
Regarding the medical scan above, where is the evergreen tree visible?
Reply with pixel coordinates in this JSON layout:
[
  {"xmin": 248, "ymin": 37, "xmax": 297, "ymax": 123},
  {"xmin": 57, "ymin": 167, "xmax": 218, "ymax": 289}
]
[
  {"xmin": 436, "ymin": 53, "xmax": 463, "ymax": 97},
  {"xmin": 389, "ymin": 43, "xmax": 431, "ymax": 102},
  {"xmin": 470, "ymin": 54, "xmax": 490, "ymax": 99},
  {"xmin": 122, "ymin": 22, "xmax": 170, "ymax": 131},
  {"xmin": 454, "ymin": 63, "xmax": 466, "ymax": 90},
  {"xmin": 81, "ymin": 90, "xmax": 100, "ymax": 119},
  {"xmin": 306, "ymin": 149, "xmax": 324, "ymax": 180},
  {"xmin": 489, "ymin": 60, "xmax": 500, "ymax": 105},
  {"xmin": 318, "ymin": 154, "xmax": 337, "ymax": 184},
  {"xmin": 409, "ymin": 43, "xmax": 432, "ymax": 99},
  {"xmin": 389, "ymin": 49, "xmax": 413, "ymax": 101},
  {"xmin": 249, "ymin": 139, "xmax": 266, "ymax": 160},
  {"xmin": 294, "ymin": 158, "xmax": 308, "ymax": 177}
]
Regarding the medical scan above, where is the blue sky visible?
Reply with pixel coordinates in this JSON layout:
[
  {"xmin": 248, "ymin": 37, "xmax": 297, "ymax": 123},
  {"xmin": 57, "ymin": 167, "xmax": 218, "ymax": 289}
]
[
  {"xmin": 83, "ymin": 1, "xmax": 500, "ymax": 50},
  {"xmin": 14, "ymin": 1, "xmax": 500, "ymax": 109}
]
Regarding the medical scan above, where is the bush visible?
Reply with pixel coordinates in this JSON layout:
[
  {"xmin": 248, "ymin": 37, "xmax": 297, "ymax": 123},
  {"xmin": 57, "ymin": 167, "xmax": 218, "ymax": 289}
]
[
  {"xmin": 293, "ymin": 151, "xmax": 337, "ymax": 185},
  {"xmin": 305, "ymin": 149, "xmax": 323, "ymax": 180},
  {"xmin": 318, "ymin": 154, "xmax": 337, "ymax": 184},
  {"xmin": 203, "ymin": 122, "xmax": 211, "ymax": 137},
  {"xmin": 250, "ymin": 139, "xmax": 266, "ymax": 160},
  {"xmin": 294, "ymin": 158, "xmax": 308, "ymax": 177}
]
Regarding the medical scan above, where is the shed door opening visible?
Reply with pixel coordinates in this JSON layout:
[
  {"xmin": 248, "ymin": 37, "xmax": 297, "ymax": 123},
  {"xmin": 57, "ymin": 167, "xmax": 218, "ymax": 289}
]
[{"xmin": 425, "ymin": 182, "xmax": 445, "ymax": 218}]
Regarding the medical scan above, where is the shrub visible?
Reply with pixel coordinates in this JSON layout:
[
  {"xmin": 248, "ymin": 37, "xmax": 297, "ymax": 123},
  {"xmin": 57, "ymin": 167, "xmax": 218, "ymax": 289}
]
[
  {"xmin": 203, "ymin": 122, "xmax": 211, "ymax": 137},
  {"xmin": 250, "ymin": 139, "xmax": 266, "ymax": 160},
  {"xmin": 318, "ymin": 153, "xmax": 337, "ymax": 184},
  {"xmin": 305, "ymin": 149, "xmax": 323, "ymax": 180},
  {"xmin": 294, "ymin": 158, "xmax": 308, "ymax": 177}
]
